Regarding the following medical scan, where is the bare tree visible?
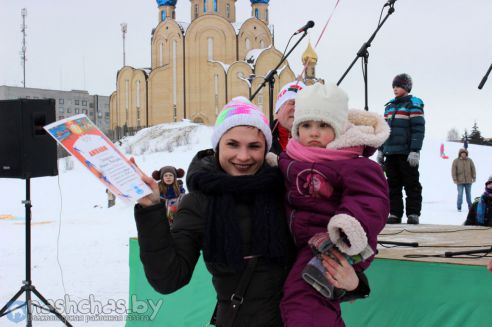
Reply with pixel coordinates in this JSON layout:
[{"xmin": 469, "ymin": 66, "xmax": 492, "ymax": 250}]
[{"xmin": 447, "ymin": 128, "xmax": 460, "ymax": 142}]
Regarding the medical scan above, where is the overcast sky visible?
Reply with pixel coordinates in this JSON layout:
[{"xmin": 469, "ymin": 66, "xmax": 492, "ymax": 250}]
[{"xmin": 1, "ymin": 0, "xmax": 492, "ymax": 139}]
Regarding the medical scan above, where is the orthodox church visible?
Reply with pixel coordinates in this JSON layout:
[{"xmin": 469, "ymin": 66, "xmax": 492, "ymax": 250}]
[{"xmin": 109, "ymin": 0, "xmax": 318, "ymax": 137}]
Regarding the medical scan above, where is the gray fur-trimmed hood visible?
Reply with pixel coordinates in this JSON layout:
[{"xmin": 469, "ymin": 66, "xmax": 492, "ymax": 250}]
[{"xmin": 327, "ymin": 109, "xmax": 390, "ymax": 150}]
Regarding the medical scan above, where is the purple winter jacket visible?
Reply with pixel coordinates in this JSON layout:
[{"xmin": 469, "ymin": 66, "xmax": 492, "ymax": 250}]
[{"xmin": 278, "ymin": 109, "xmax": 390, "ymax": 327}]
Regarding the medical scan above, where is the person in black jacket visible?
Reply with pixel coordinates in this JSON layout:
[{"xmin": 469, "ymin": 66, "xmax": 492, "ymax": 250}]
[
  {"xmin": 134, "ymin": 97, "xmax": 369, "ymax": 327},
  {"xmin": 464, "ymin": 175, "xmax": 492, "ymax": 226}
]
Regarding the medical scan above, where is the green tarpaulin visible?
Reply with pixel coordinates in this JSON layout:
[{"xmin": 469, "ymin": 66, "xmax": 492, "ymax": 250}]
[{"xmin": 127, "ymin": 238, "xmax": 492, "ymax": 327}]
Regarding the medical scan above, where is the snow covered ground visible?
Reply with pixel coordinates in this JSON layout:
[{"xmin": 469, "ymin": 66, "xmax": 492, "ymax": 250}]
[{"xmin": 1, "ymin": 121, "xmax": 491, "ymax": 326}]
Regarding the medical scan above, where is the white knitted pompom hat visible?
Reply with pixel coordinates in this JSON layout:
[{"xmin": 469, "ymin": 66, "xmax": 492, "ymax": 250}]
[{"xmin": 292, "ymin": 83, "xmax": 349, "ymax": 140}]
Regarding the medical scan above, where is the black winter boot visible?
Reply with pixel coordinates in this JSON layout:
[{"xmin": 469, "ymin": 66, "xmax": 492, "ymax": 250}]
[
  {"xmin": 387, "ymin": 214, "xmax": 401, "ymax": 224},
  {"xmin": 407, "ymin": 214, "xmax": 420, "ymax": 224}
]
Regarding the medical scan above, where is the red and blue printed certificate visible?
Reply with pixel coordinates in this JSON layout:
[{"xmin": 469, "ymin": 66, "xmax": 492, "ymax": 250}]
[{"xmin": 44, "ymin": 114, "xmax": 151, "ymax": 203}]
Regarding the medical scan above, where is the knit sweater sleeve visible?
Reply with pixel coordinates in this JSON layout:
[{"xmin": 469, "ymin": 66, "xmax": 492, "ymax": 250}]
[
  {"xmin": 408, "ymin": 97, "xmax": 425, "ymax": 152},
  {"xmin": 134, "ymin": 193, "xmax": 204, "ymax": 294},
  {"xmin": 336, "ymin": 159, "xmax": 390, "ymax": 257}
]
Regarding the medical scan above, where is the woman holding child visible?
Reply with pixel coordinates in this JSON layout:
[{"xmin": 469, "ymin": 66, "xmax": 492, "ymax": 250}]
[{"xmin": 134, "ymin": 89, "xmax": 388, "ymax": 326}]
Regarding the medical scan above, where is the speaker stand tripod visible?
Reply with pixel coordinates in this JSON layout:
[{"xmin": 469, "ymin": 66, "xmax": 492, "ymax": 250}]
[{"xmin": 0, "ymin": 178, "xmax": 72, "ymax": 327}]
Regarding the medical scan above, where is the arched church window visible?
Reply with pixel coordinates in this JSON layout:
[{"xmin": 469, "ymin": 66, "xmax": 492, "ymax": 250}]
[
  {"xmin": 226, "ymin": 3, "xmax": 230, "ymax": 18},
  {"xmin": 214, "ymin": 74, "xmax": 219, "ymax": 115},
  {"xmin": 208, "ymin": 37, "xmax": 214, "ymax": 61},
  {"xmin": 159, "ymin": 43, "xmax": 164, "ymax": 66},
  {"xmin": 204, "ymin": 0, "xmax": 207, "ymax": 13},
  {"xmin": 172, "ymin": 40, "xmax": 177, "ymax": 110},
  {"xmin": 125, "ymin": 79, "xmax": 129, "ymax": 122},
  {"xmin": 245, "ymin": 38, "xmax": 251, "ymax": 51},
  {"xmin": 213, "ymin": 0, "xmax": 218, "ymax": 12},
  {"xmin": 260, "ymin": 40, "xmax": 265, "ymax": 48},
  {"xmin": 136, "ymin": 80, "xmax": 141, "ymax": 109},
  {"xmin": 255, "ymin": 8, "xmax": 259, "ymax": 19},
  {"xmin": 266, "ymin": 9, "xmax": 269, "ymax": 21},
  {"xmin": 258, "ymin": 89, "xmax": 264, "ymax": 110},
  {"xmin": 194, "ymin": 4, "xmax": 198, "ymax": 18},
  {"xmin": 136, "ymin": 80, "xmax": 141, "ymax": 126}
]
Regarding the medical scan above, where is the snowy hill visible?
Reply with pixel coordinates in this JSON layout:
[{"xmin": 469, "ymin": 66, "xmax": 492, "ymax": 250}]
[{"xmin": 1, "ymin": 122, "xmax": 491, "ymax": 326}]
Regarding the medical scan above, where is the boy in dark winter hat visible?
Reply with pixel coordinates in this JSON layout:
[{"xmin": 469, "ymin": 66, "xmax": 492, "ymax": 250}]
[
  {"xmin": 464, "ymin": 175, "xmax": 492, "ymax": 226},
  {"xmin": 392, "ymin": 73, "xmax": 413, "ymax": 93},
  {"xmin": 377, "ymin": 73, "xmax": 425, "ymax": 225}
]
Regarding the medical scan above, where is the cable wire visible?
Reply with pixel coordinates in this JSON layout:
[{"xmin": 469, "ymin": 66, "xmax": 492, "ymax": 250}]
[
  {"xmin": 379, "ymin": 227, "xmax": 491, "ymax": 236},
  {"xmin": 56, "ymin": 161, "xmax": 68, "ymax": 298}
]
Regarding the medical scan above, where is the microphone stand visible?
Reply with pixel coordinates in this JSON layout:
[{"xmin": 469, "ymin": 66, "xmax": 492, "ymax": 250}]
[
  {"xmin": 478, "ymin": 63, "xmax": 492, "ymax": 89},
  {"xmin": 444, "ymin": 247, "xmax": 492, "ymax": 258},
  {"xmin": 250, "ymin": 31, "xmax": 309, "ymax": 124},
  {"xmin": 337, "ymin": 2, "xmax": 396, "ymax": 111},
  {"xmin": 378, "ymin": 241, "xmax": 419, "ymax": 247}
]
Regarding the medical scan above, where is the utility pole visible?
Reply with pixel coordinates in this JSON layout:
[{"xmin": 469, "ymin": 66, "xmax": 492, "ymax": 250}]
[
  {"xmin": 121, "ymin": 23, "xmax": 127, "ymax": 66},
  {"xmin": 21, "ymin": 8, "xmax": 27, "ymax": 88}
]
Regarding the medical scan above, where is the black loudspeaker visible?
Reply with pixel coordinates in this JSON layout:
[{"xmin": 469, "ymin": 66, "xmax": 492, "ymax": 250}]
[{"xmin": 0, "ymin": 99, "xmax": 58, "ymax": 179}]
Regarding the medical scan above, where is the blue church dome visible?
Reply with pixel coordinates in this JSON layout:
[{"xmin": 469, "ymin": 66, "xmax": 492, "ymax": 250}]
[
  {"xmin": 250, "ymin": 0, "xmax": 270, "ymax": 4},
  {"xmin": 156, "ymin": 0, "xmax": 177, "ymax": 6}
]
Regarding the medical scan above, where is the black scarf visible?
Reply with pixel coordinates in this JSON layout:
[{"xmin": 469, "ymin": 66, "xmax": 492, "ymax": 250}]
[{"xmin": 190, "ymin": 165, "xmax": 289, "ymax": 269}]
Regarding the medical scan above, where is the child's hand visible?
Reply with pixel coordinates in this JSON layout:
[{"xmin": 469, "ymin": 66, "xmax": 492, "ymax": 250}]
[
  {"xmin": 322, "ymin": 249, "xmax": 359, "ymax": 292},
  {"xmin": 130, "ymin": 157, "xmax": 161, "ymax": 207}
]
